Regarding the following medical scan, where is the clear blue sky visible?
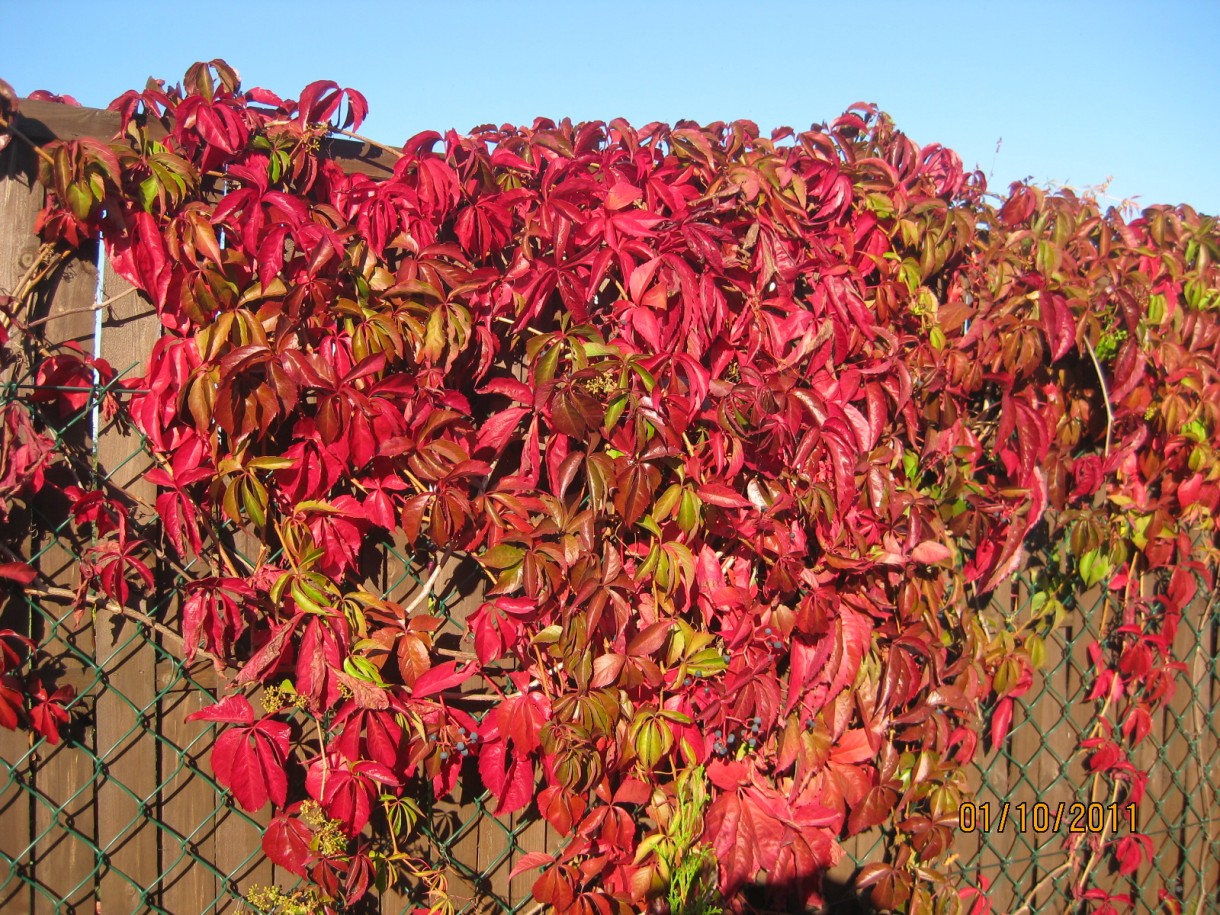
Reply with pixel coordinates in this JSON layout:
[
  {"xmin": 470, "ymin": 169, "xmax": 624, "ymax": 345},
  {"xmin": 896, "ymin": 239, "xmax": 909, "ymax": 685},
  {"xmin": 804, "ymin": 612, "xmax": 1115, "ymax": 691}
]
[{"xmin": 5, "ymin": 0, "xmax": 1218, "ymax": 214}]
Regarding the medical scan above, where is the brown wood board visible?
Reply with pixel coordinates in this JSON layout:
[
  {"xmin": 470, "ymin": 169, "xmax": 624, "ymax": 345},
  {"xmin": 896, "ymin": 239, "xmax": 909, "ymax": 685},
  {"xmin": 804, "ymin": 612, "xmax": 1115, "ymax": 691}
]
[{"xmin": 91, "ymin": 259, "xmax": 162, "ymax": 911}]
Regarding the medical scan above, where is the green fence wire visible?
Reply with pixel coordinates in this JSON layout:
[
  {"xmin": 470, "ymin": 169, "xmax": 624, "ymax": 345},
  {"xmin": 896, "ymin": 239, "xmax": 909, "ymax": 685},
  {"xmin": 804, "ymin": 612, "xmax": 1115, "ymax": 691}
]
[{"xmin": 1, "ymin": 365, "xmax": 1218, "ymax": 915}]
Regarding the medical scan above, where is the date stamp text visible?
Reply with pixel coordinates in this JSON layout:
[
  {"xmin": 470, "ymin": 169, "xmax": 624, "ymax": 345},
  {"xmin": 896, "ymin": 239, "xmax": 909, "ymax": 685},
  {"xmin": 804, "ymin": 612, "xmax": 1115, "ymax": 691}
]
[{"xmin": 958, "ymin": 802, "xmax": 1137, "ymax": 834}]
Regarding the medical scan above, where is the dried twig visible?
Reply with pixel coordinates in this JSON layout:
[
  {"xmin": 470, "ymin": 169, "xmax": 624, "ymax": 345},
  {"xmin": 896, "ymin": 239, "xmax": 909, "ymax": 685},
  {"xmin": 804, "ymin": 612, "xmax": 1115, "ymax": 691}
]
[
  {"xmin": 4, "ymin": 121, "xmax": 56, "ymax": 167},
  {"xmin": 21, "ymin": 584, "xmax": 226, "ymax": 672},
  {"xmin": 328, "ymin": 127, "xmax": 404, "ymax": 160},
  {"xmin": 24, "ymin": 286, "xmax": 142, "ymax": 329},
  {"xmin": 1009, "ymin": 862, "xmax": 1072, "ymax": 915}
]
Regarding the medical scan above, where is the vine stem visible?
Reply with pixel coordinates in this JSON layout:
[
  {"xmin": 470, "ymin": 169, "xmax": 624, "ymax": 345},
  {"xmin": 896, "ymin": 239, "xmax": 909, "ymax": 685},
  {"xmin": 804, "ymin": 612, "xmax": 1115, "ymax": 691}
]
[
  {"xmin": 3, "ymin": 245, "xmax": 70, "ymax": 332},
  {"xmin": 1084, "ymin": 337, "xmax": 1114, "ymax": 458},
  {"xmin": 23, "ymin": 285, "xmax": 141, "ymax": 329},
  {"xmin": 1008, "ymin": 862, "xmax": 1072, "ymax": 915},
  {"xmin": 21, "ymin": 584, "xmax": 227, "ymax": 671},
  {"xmin": 328, "ymin": 127, "xmax": 404, "ymax": 160},
  {"xmin": 399, "ymin": 546, "xmax": 453, "ymax": 618},
  {"xmin": 5, "ymin": 122, "xmax": 56, "ymax": 167},
  {"xmin": 1074, "ymin": 781, "xmax": 1121, "ymax": 897}
]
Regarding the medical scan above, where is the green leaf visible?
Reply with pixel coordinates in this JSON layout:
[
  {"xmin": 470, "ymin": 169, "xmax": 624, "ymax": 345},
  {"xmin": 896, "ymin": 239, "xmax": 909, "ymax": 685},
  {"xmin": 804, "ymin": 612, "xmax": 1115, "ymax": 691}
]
[
  {"xmin": 604, "ymin": 393, "xmax": 629, "ymax": 431},
  {"xmin": 248, "ymin": 455, "xmax": 297, "ymax": 471},
  {"xmin": 1027, "ymin": 634, "xmax": 1046, "ymax": 670},
  {"xmin": 1147, "ymin": 293, "xmax": 1166, "ymax": 324},
  {"xmin": 291, "ymin": 578, "xmax": 328, "ymax": 615},
  {"xmin": 629, "ymin": 361, "xmax": 656, "ymax": 392},
  {"xmin": 686, "ymin": 648, "xmax": 727, "ymax": 677},
  {"xmin": 241, "ymin": 477, "xmax": 268, "ymax": 527},
  {"xmin": 637, "ymin": 515, "xmax": 663, "ymax": 538},
  {"xmin": 1078, "ymin": 548, "xmax": 1109, "ymax": 588},
  {"xmin": 535, "ymin": 342, "xmax": 561, "ymax": 388},
  {"xmin": 481, "ymin": 543, "xmax": 526, "ymax": 570},
  {"xmin": 531, "ymin": 625, "xmax": 563, "ymax": 645},
  {"xmin": 677, "ymin": 490, "xmax": 701, "ymax": 534},
  {"xmin": 654, "ymin": 483, "xmax": 682, "ymax": 520}
]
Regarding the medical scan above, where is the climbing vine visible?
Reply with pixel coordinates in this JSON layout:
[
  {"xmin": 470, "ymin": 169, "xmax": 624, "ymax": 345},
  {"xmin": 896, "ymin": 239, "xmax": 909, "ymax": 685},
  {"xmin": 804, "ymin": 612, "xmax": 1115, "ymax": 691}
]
[{"xmin": 1, "ymin": 62, "xmax": 1218, "ymax": 914}]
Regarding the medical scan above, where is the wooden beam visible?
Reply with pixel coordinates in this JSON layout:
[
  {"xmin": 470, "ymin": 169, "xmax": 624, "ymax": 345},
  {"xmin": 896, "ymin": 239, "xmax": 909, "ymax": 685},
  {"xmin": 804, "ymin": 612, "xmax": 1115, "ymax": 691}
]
[{"xmin": 12, "ymin": 98, "xmax": 396, "ymax": 179}]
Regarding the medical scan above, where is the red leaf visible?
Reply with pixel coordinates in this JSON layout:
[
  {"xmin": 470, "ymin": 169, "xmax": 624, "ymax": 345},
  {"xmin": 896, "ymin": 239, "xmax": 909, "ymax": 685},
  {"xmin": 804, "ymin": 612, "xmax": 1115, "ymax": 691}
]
[
  {"xmin": 990, "ymin": 697, "xmax": 1014, "ymax": 747},
  {"xmin": 626, "ymin": 621, "xmax": 671, "ymax": 658},
  {"xmin": 0, "ymin": 562, "xmax": 37, "ymax": 586},
  {"xmin": 1114, "ymin": 833, "xmax": 1153, "ymax": 876},
  {"xmin": 475, "ymin": 407, "xmax": 530, "ymax": 455},
  {"xmin": 848, "ymin": 785, "xmax": 898, "ymax": 834},
  {"xmin": 187, "ymin": 694, "xmax": 255, "ymax": 725},
  {"xmin": 706, "ymin": 759, "xmax": 749, "ymax": 790},
  {"xmin": 495, "ymin": 689, "xmax": 549, "ymax": 754},
  {"xmin": 0, "ymin": 677, "xmax": 24, "ymax": 730},
  {"xmin": 697, "ymin": 481, "xmax": 752, "ymax": 509},
  {"xmin": 478, "ymin": 737, "xmax": 535, "ymax": 816},
  {"xmin": 604, "ymin": 182, "xmax": 643, "ymax": 211},
  {"xmin": 510, "ymin": 851, "xmax": 555, "ymax": 879},
  {"xmin": 235, "ymin": 616, "xmax": 302, "ymax": 685},
  {"xmin": 264, "ymin": 813, "xmax": 313, "ymax": 877},
  {"xmin": 410, "ymin": 660, "xmax": 474, "ymax": 699},
  {"xmin": 910, "ymin": 541, "xmax": 951, "ymax": 565}
]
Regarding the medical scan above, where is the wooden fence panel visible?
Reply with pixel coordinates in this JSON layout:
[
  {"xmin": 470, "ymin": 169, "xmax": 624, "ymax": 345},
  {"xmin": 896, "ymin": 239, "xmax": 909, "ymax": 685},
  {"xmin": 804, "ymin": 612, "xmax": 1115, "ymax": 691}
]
[
  {"xmin": 92, "ymin": 259, "xmax": 161, "ymax": 912},
  {"xmin": 210, "ymin": 529, "xmax": 274, "ymax": 912},
  {"xmin": 1, "ymin": 136, "xmax": 105, "ymax": 914},
  {"xmin": 156, "ymin": 670, "xmax": 222, "ymax": 913},
  {"xmin": 28, "ymin": 239, "xmax": 100, "ymax": 915},
  {"xmin": 0, "ymin": 130, "xmax": 41, "ymax": 915}
]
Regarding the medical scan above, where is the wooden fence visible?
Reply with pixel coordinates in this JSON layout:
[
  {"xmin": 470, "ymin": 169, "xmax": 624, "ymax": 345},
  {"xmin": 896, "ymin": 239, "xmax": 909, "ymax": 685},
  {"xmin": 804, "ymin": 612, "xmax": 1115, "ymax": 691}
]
[{"xmin": 0, "ymin": 100, "xmax": 1217, "ymax": 915}]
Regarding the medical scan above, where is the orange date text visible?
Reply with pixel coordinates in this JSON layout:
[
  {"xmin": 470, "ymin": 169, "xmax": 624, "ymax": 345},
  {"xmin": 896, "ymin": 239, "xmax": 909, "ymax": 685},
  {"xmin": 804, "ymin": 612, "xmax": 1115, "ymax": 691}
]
[{"xmin": 957, "ymin": 801, "xmax": 1137, "ymax": 834}]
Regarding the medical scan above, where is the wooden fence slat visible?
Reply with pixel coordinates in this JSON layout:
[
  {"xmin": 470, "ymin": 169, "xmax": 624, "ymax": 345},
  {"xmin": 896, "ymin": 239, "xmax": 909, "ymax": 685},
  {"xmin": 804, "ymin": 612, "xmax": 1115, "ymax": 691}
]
[
  {"xmin": 1205, "ymin": 613, "xmax": 1220, "ymax": 910},
  {"xmin": 93, "ymin": 259, "xmax": 161, "ymax": 912},
  {"xmin": 477, "ymin": 810, "xmax": 512, "ymax": 908},
  {"xmin": 976, "ymin": 581, "xmax": 1018, "ymax": 910},
  {"xmin": 157, "ymin": 670, "xmax": 222, "ymax": 913},
  {"xmin": 2, "ymin": 136, "xmax": 104, "ymax": 914},
  {"xmin": 211, "ymin": 803, "xmax": 270, "ymax": 913},
  {"xmin": 508, "ymin": 811, "xmax": 547, "ymax": 906},
  {"xmin": 28, "ymin": 238, "xmax": 100, "ymax": 915},
  {"xmin": 1160, "ymin": 594, "xmax": 1206, "ymax": 909},
  {"xmin": 446, "ymin": 799, "xmax": 485, "ymax": 911},
  {"xmin": 14, "ymin": 99, "xmax": 397, "ymax": 179},
  {"xmin": 1007, "ymin": 577, "xmax": 1046, "ymax": 909},
  {"xmin": 210, "ymin": 526, "xmax": 273, "ymax": 912},
  {"xmin": 0, "ymin": 131, "xmax": 41, "ymax": 915},
  {"xmin": 1027, "ymin": 579, "xmax": 1073, "ymax": 908}
]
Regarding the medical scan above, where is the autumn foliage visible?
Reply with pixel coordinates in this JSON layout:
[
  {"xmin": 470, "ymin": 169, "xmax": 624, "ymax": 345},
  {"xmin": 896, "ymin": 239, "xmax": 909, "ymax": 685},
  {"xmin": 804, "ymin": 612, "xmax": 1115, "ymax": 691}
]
[{"xmin": 1, "ymin": 61, "xmax": 1219, "ymax": 914}]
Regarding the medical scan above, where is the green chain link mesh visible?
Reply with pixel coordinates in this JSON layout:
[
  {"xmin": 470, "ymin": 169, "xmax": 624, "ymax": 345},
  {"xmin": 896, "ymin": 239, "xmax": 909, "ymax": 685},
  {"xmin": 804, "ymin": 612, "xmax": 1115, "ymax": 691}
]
[{"xmin": 1, "ymin": 355, "xmax": 1218, "ymax": 915}]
